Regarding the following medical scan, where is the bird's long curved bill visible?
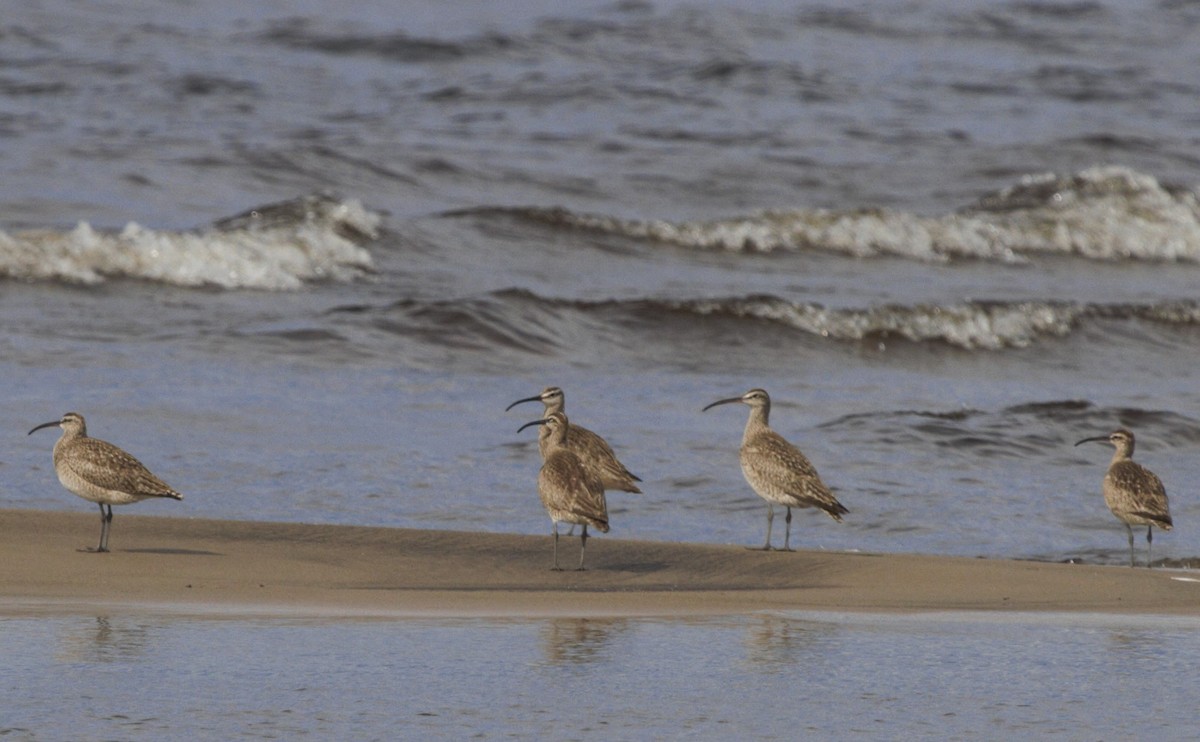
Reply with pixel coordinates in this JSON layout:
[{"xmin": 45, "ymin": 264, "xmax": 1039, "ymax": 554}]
[
  {"xmin": 506, "ymin": 394, "xmax": 544, "ymax": 412},
  {"xmin": 517, "ymin": 417, "xmax": 551, "ymax": 433},
  {"xmin": 702, "ymin": 397, "xmax": 743, "ymax": 412},
  {"xmin": 1074, "ymin": 436, "xmax": 1108, "ymax": 447},
  {"xmin": 28, "ymin": 420, "xmax": 59, "ymax": 436}
]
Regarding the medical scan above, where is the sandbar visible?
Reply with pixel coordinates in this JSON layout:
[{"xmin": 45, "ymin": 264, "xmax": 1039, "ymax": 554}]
[{"xmin": 0, "ymin": 509, "xmax": 1196, "ymax": 618}]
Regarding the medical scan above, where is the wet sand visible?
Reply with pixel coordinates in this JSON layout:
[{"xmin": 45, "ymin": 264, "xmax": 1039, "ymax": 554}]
[{"xmin": 1, "ymin": 509, "xmax": 1196, "ymax": 617}]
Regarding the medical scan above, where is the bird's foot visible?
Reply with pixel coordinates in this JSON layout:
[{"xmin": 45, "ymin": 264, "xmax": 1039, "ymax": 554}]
[
  {"xmin": 778, "ymin": 547, "xmax": 796, "ymax": 552},
  {"xmin": 550, "ymin": 566, "xmax": 565, "ymax": 572},
  {"xmin": 78, "ymin": 546, "xmax": 109, "ymax": 553},
  {"xmin": 747, "ymin": 545, "xmax": 774, "ymax": 551},
  {"xmin": 574, "ymin": 567, "xmax": 587, "ymax": 572}
]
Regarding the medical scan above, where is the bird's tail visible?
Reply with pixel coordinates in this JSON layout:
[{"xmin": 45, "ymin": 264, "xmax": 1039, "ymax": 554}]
[
  {"xmin": 1144, "ymin": 512, "xmax": 1172, "ymax": 531},
  {"xmin": 823, "ymin": 501, "xmax": 849, "ymax": 523}
]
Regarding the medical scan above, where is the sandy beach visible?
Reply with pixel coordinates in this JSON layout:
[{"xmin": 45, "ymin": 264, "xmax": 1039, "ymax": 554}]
[{"xmin": 1, "ymin": 508, "xmax": 1196, "ymax": 617}]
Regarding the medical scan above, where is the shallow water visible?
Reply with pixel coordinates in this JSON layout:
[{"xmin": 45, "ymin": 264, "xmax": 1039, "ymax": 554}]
[{"xmin": 3, "ymin": 607, "xmax": 1199, "ymax": 740}]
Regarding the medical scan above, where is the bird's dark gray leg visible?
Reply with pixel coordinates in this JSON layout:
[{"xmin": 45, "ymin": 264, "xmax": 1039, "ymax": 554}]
[
  {"xmin": 95, "ymin": 503, "xmax": 106, "ymax": 552},
  {"xmin": 91, "ymin": 503, "xmax": 113, "ymax": 553},
  {"xmin": 751, "ymin": 504, "xmax": 775, "ymax": 551},
  {"xmin": 781, "ymin": 507, "xmax": 795, "ymax": 552},
  {"xmin": 1146, "ymin": 526, "xmax": 1154, "ymax": 568},
  {"xmin": 551, "ymin": 521, "xmax": 562, "ymax": 571},
  {"xmin": 577, "ymin": 524, "xmax": 589, "ymax": 571},
  {"xmin": 1125, "ymin": 523, "xmax": 1135, "ymax": 568},
  {"xmin": 102, "ymin": 504, "xmax": 114, "ymax": 552}
]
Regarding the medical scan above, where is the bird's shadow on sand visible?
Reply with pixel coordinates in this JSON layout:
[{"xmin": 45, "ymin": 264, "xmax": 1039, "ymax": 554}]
[
  {"xmin": 599, "ymin": 559, "xmax": 671, "ymax": 574},
  {"xmin": 120, "ymin": 548, "xmax": 223, "ymax": 556}
]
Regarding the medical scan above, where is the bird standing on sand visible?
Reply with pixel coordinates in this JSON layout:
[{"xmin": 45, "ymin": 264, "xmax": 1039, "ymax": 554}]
[
  {"xmin": 1075, "ymin": 428, "xmax": 1172, "ymax": 568},
  {"xmin": 28, "ymin": 412, "xmax": 184, "ymax": 552},
  {"xmin": 703, "ymin": 388, "xmax": 848, "ymax": 551},
  {"xmin": 518, "ymin": 411, "xmax": 610, "ymax": 570},
  {"xmin": 507, "ymin": 386, "xmax": 642, "ymax": 494}
]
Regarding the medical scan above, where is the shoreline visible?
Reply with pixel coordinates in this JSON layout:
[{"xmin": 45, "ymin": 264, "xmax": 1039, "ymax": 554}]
[{"xmin": 1, "ymin": 509, "xmax": 1197, "ymax": 618}]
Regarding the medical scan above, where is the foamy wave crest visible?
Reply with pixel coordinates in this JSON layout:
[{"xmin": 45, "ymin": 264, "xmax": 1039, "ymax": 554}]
[
  {"xmin": 965, "ymin": 166, "xmax": 1200, "ymax": 261},
  {"xmin": 492, "ymin": 166, "xmax": 1200, "ymax": 263},
  {"xmin": 673, "ymin": 297, "xmax": 1083, "ymax": 350},
  {"xmin": 0, "ymin": 194, "xmax": 380, "ymax": 289},
  {"xmin": 351, "ymin": 290, "xmax": 1200, "ymax": 354}
]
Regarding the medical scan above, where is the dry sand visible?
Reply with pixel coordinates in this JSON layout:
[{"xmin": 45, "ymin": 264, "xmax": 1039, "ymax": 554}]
[{"xmin": 1, "ymin": 509, "xmax": 1197, "ymax": 618}]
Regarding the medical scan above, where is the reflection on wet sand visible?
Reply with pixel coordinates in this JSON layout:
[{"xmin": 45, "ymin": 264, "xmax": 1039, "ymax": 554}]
[
  {"xmin": 742, "ymin": 615, "xmax": 839, "ymax": 673},
  {"xmin": 55, "ymin": 616, "xmax": 157, "ymax": 664},
  {"xmin": 1106, "ymin": 629, "xmax": 1171, "ymax": 661},
  {"xmin": 539, "ymin": 618, "xmax": 629, "ymax": 665}
]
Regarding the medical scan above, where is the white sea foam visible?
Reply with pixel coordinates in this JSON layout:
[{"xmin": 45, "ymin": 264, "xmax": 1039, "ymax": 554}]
[
  {"xmin": 510, "ymin": 167, "xmax": 1200, "ymax": 263},
  {"xmin": 675, "ymin": 298, "xmax": 1085, "ymax": 350},
  {"xmin": 0, "ymin": 195, "xmax": 379, "ymax": 289}
]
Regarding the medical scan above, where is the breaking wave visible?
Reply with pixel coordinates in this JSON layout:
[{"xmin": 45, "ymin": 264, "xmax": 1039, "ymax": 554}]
[
  {"xmin": 664, "ymin": 296, "xmax": 1084, "ymax": 350},
  {"xmin": 465, "ymin": 166, "xmax": 1200, "ymax": 263},
  {"xmin": 0, "ymin": 194, "xmax": 380, "ymax": 289},
  {"xmin": 343, "ymin": 289, "xmax": 1200, "ymax": 352},
  {"xmin": 660, "ymin": 296, "xmax": 1200, "ymax": 350}
]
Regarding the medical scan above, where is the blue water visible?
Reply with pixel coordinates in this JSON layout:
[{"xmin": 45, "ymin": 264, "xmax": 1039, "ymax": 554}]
[{"xmin": 3, "ymin": 608, "xmax": 1198, "ymax": 740}]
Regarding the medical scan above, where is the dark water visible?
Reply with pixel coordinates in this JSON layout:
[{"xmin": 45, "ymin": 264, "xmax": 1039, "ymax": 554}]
[{"xmin": 6, "ymin": 0, "xmax": 1200, "ymax": 736}]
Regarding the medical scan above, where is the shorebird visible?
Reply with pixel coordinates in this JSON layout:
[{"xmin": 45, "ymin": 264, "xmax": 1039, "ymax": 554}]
[
  {"xmin": 28, "ymin": 412, "xmax": 184, "ymax": 552},
  {"xmin": 1075, "ymin": 428, "xmax": 1172, "ymax": 567},
  {"xmin": 518, "ymin": 411, "xmax": 610, "ymax": 570},
  {"xmin": 703, "ymin": 388, "xmax": 848, "ymax": 551},
  {"xmin": 507, "ymin": 386, "xmax": 642, "ymax": 494}
]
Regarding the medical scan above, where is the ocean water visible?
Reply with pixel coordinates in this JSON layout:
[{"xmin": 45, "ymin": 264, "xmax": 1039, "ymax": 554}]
[
  {"xmin": 3, "ymin": 0, "xmax": 1200, "ymax": 735},
  {"xmin": 4, "ymin": 0, "xmax": 1200, "ymax": 565}
]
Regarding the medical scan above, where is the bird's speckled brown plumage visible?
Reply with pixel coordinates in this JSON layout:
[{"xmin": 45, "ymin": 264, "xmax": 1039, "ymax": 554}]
[
  {"xmin": 29, "ymin": 412, "xmax": 183, "ymax": 552},
  {"xmin": 704, "ymin": 388, "xmax": 847, "ymax": 551},
  {"xmin": 519, "ymin": 411, "xmax": 609, "ymax": 570},
  {"xmin": 1076, "ymin": 428, "xmax": 1172, "ymax": 567},
  {"xmin": 507, "ymin": 386, "xmax": 641, "ymax": 494}
]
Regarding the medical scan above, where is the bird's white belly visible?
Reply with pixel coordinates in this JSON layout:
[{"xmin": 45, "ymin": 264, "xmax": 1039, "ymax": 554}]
[
  {"xmin": 57, "ymin": 467, "xmax": 146, "ymax": 506},
  {"xmin": 741, "ymin": 461, "xmax": 797, "ymax": 506},
  {"xmin": 546, "ymin": 508, "xmax": 589, "ymax": 526}
]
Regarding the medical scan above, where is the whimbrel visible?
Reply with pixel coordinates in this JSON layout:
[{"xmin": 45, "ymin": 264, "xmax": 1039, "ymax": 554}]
[
  {"xmin": 1075, "ymin": 428, "xmax": 1172, "ymax": 567},
  {"xmin": 518, "ymin": 411, "xmax": 610, "ymax": 570},
  {"xmin": 703, "ymin": 388, "xmax": 847, "ymax": 551},
  {"xmin": 507, "ymin": 386, "xmax": 641, "ymax": 494},
  {"xmin": 28, "ymin": 412, "xmax": 183, "ymax": 552}
]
